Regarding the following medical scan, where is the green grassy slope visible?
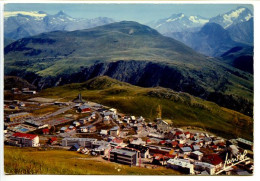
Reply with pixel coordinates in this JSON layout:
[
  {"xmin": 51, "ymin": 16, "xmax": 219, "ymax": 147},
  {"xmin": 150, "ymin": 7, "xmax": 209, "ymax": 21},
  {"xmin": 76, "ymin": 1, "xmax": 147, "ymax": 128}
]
[
  {"xmin": 4, "ymin": 146, "xmax": 180, "ymax": 175},
  {"xmin": 40, "ymin": 76, "xmax": 253, "ymax": 140}
]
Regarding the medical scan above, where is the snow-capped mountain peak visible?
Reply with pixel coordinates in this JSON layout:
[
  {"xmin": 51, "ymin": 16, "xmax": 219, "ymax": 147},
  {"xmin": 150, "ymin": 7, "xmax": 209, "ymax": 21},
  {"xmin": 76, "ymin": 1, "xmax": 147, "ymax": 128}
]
[
  {"xmin": 149, "ymin": 13, "xmax": 209, "ymax": 34},
  {"xmin": 209, "ymin": 6, "xmax": 253, "ymax": 28}
]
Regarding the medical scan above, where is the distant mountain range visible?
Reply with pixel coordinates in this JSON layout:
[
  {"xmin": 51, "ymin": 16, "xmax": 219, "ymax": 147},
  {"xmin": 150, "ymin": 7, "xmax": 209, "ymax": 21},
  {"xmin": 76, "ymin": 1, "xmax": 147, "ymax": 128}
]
[
  {"xmin": 4, "ymin": 10, "xmax": 115, "ymax": 41},
  {"xmin": 4, "ymin": 21, "xmax": 253, "ymax": 116},
  {"xmin": 5, "ymin": 7, "xmax": 253, "ymax": 58},
  {"xmin": 150, "ymin": 6, "xmax": 253, "ymax": 57}
]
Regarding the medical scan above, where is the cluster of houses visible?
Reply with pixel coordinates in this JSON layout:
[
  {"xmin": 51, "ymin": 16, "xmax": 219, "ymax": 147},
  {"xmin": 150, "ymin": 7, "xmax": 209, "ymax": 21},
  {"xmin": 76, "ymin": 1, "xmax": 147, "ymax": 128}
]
[
  {"xmin": 4, "ymin": 100, "xmax": 26, "ymax": 110},
  {"xmin": 60, "ymin": 113, "xmax": 97, "ymax": 133},
  {"xmin": 4, "ymin": 93, "xmax": 254, "ymax": 175}
]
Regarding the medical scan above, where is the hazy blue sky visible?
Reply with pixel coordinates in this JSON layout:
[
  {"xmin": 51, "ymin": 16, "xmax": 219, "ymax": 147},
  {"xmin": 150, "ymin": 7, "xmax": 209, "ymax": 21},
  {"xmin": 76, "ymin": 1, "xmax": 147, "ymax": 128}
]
[{"xmin": 4, "ymin": 3, "xmax": 253, "ymax": 23}]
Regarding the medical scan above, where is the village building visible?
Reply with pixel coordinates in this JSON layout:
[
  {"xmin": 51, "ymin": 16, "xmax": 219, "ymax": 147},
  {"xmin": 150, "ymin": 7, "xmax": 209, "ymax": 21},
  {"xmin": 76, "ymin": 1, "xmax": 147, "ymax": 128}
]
[
  {"xmin": 9, "ymin": 133, "xmax": 40, "ymax": 147},
  {"xmin": 180, "ymin": 147, "xmax": 192, "ymax": 155},
  {"xmin": 165, "ymin": 130, "xmax": 176, "ymax": 140},
  {"xmin": 78, "ymin": 105, "xmax": 91, "ymax": 113},
  {"xmin": 110, "ymin": 126, "xmax": 120, "ymax": 137},
  {"xmin": 12, "ymin": 88, "xmax": 19, "ymax": 93},
  {"xmin": 79, "ymin": 125, "xmax": 96, "ymax": 133},
  {"xmin": 23, "ymin": 90, "xmax": 36, "ymax": 95},
  {"xmin": 109, "ymin": 108, "xmax": 117, "ymax": 114},
  {"xmin": 100, "ymin": 129, "xmax": 108, "ymax": 135},
  {"xmin": 192, "ymin": 145, "xmax": 200, "ymax": 151},
  {"xmin": 79, "ymin": 117, "xmax": 90, "ymax": 124},
  {"xmin": 130, "ymin": 116, "xmax": 136, "ymax": 121},
  {"xmin": 70, "ymin": 143, "xmax": 80, "ymax": 151},
  {"xmin": 110, "ymin": 138, "xmax": 124, "ymax": 147},
  {"xmin": 69, "ymin": 125, "xmax": 75, "ymax": 130},
  {"xmin": 92, "ymin": 141, "xmax": 111, "ymax": 156},
  {"xmin": 47, "ymin": 137, "xmax": 57, "ymax": 145},
  {"xmin": 128, "ymin": 144, "xmax": 150, "ymax": 158},
  {"xmin": 73, "ymin": 121, "xmax": 81, "ymax": 127},
  {"xmin": 109, "ymin": 149, "xmax": 140, "ymax": 166},
  {"xmin": 42, "ymin": 128, "xmax": 50, "ymax": 135},
  {"xmin": 148, "ymin": 133, "xmax": 164, "ymax": 139},
  {"xmin": 194, "ymin": 161, "xmax": 216, "ymax": 175},
  {"xmin": 130, "ymin": 138, "xmax": 146, "ymax": 146},
  {"xmin": 18, "ymin": 102, "xmax": 25, "ymax": 107},
  {"xmin": 7, "ymin": 112, "xmax": 31, "ymax": 122},
  {"xmin": 148, "ymin": 145, "xmax": 174, "ymax": 156},
  {"xmin": 227, "ymin": 139, "xmax": 238, "ymax": 146},
  {"xmin": 87, "ymin": 125, "xmax": 96, "ymax": 132},
  {"xmin": 91, "ymin": 113, "xmax": 96, "ymax": 119},
  {"xmin": 190, "ymin": 151, "xmax": 203, "ymax": 161},
  {"xmin": 62, "ymin": 138, "xmax": 97, "ymax": 147},
  {"xmin": 123, "ymin": 117, "xmax": 130, "ymax": 124},
  {"xmin": 103, "ymin": 116, "xmax": 111, "ymax": 124},
  {"xmin": 236, "ymin": 138, "xmax": 253, "ymax": 150},
  {"xmin": 184, "ymin": 132, "xmax": 191, "ymax": 139},
  {"xmin": 202, "ymin": 154, "xmax": 223, "ymax": 170},
  {"xmin": 153, "ymin": 153, "xmax": 176, "ymax": 165},
  {"xmin": 157, "ymin": 119, "xmax": 170, "ymax": 132},
  {"xmin": 167, "ymin": 158, "xmax": 194, "ymax": 174},
  {"xmin": 60, "ymin": 127, "xmax": 68, "ymax": 133},
  {"xmin": 25, "ymin": 120, "xmax": 48, "ymax": 129}
]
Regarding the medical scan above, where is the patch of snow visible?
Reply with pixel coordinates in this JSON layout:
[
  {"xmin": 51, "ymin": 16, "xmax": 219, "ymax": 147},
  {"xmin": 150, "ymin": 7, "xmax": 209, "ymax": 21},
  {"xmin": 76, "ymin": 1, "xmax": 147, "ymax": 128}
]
[
  {"xmin": 189, "ymin": 16, "xmax": 209, "ymax": 24},
  {"xmin": 245, "ymin": 14, "xmax": 253, "ymax": 21},
  {"xmin": 166, "ymin": 14, "xmax": 184, "ymax": 22},
  {"xmin": 223, "ymin": 8, "xmax": 246, "ymax": 26},
  {"xmin": 155, "ymin": 24, "xmax": 162, "ymax": 28}
]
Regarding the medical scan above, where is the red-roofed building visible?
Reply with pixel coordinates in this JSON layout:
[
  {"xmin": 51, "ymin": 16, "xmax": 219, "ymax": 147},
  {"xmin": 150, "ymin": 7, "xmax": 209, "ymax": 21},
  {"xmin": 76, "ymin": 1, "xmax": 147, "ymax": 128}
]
[
  {"xmin": 111, "ymin": 138, "xmax": 124, "ymax": 146},
  {"xmin": 211, "ymin": 145, "xmax": 219, "ymax": 150},
  {"xmin": 159, "ymin": 140, "xmax": 166, "ymax": 145},
  {"xmin": 178, "ymin": 144, "xmax": 184, "ymax": 148},
  {"xmin": 10, "ymin": 133, "xmax": 39, "ymax": 147},
  {"xmin": 171, "ymin": 141, "xmax": 178, "ymax": 147},
  {"xmin": 48, "ymin": 137, "xmax": 57, "ymax": 145},
  {"xmin": 175, "ymin": 131, "xmax": 183, "ymax": 136},
  {"xmin": 203, "ymin": 154, "xmax": 223, "ymax": 169},
  {"xmin": 42, "ymin": 128, "xmax": 50, "ymax": 135},
  {"xmin": 146, "ymin": 139, "xmax": 151, "ymax": 144},
  {"xmin": 153, "ymin": 153, "xmax": 176, "ymax": 165}
]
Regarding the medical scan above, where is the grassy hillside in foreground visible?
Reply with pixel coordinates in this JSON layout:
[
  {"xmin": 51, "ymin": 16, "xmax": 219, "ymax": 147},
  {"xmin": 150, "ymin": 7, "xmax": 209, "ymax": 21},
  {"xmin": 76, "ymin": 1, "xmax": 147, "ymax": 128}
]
[
  {"xmin": 4, "ymin": 146, "xmax": 180, "ymax": 175},
  {"xmin": 40, "ymin": 76, "xmax": 253, "ymax": 140}
]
